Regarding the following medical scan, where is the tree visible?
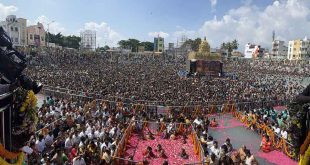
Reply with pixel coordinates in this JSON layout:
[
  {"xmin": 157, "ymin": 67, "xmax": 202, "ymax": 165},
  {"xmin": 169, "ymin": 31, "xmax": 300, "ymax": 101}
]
[
  {"xmin": 181, "ymin": 38, "xmax": 202, "ymax": 51},
  {"xmin": 128, "ymin": 39, "xmax": 140, "ymax": 52},
  {"xmin": 118, "ymin": 39, "xmax": 142, "ymax": 52},
  {"xmin": 97, "ymin": 45, "xmax": 110, "ymax": 52},
  {"xmin": 62, "ymin": 35, "xmax": 81, "ymax": 49},
  {"xmin": 140, "ymin": 41, "xmax": 154, "ymax": 51},
  {"xmin": 118, "ymin": 40, "xmax": 130, "ymax": 49},
  {"xmin": 220, "ymin": 39, "xmax": 239, "ymax": 57},
  {"xmin": 46, "ymin": 32, "xmax": 81, "ymax": 49},
  {"xmin": 192, "ymin": 38, "xmax": 202, "ymax": 51},
  {"xmin": 103, "ymin": 45, "xmax": 110, "ymax": 50}
]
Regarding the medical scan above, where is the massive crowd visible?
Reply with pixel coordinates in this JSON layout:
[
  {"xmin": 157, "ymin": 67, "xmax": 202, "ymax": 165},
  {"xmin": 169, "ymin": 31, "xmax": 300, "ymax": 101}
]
[
  {"xmin": 24, "ymin": 50, "xmax": 307, "ymax": 106},
  {"xmin": 18, "ymin": 48, "xmax": 310, "ymax": 165}
]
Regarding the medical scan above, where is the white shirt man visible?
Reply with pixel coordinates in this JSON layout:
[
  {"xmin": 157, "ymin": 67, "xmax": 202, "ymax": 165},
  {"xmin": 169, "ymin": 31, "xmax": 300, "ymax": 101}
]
[
  {"xmin": 274, "ymin": 127, "xmax": 281, "ymax": 135},
  {"xmin": 65, "ymin": 137, "xmax": 73, "ymax": 149},
  {"xmin": 109, "ymin": 127, "xmax": 116, "ymax": 137},
  {"xmin": 193, "ymin": 118, "xmax": 202, "ymax": 126},
  {"xmin": 72, "ymin": 156, "xmax": 86, "ymax": 165},
  {"xmin": 79, "ymin": 130, "xmax": 85, "ymax": 138},
  {"xmin": 35, "ymin": 139, "xmax": 46, "ymax": 153},
  {"xmin": 72, "ymin": 133, "xmax": 80, "ymax": 145},
  {"xmin": 281, "ymin": 130, "xmax": 288, "ymax": 139},
  {"xmin": 210, "ymin": 145, "xmax": 220, "ymax": 158},
  {"xmin": 87, "ymin": 131, "xmax": 94, "ymax": 140},
  {"xmin": 45, "ymin": 134, "xmax": 54, "ymax": 146}
]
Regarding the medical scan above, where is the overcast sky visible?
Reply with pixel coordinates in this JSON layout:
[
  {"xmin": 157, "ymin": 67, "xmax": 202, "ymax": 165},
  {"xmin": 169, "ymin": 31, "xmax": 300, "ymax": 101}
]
[{"xmin": 1, "ymin": 0, "xmax": 310, "ymax": 50}]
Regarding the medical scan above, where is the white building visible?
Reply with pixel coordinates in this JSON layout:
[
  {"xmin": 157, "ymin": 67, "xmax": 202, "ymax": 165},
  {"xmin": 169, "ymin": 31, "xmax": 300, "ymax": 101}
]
[
  {"xmin": 271, "ymin": 40, "xmax": 288, "ymax": 59},
  {"xmin": 244, "ymin": 43, "xmax": 265, "ymax": 58},
  {"xmin": 301, "ymin": 37, "xmax": 310, "ymax": 60},
  {"xmin": 0, "ymin": 15, "xmax": 27, "ymax": 46},
  {"xmin": 80, "ymin": 30, "xmax": 96, "ymax": 51},
  {"xmin": 287, "ymin": 37, "xmax": 310, "ymax": 60}
]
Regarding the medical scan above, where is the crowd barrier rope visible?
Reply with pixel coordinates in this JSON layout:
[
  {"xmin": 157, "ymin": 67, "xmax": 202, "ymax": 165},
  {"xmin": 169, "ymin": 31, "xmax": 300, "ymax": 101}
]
[{"xmin": 41, "ymin": 87, "xmax": 289, "ymax": 113}]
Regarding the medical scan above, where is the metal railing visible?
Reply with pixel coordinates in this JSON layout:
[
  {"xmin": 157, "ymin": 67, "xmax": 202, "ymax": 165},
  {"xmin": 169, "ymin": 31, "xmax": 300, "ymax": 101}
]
[
  {"xmin": 41, "ymin": 85, "xmax": 292, "ymax": 107},
  {"xmin": 0, "ymin": 91, "xmax": 13, "ymax": 151},
  {"xmin": 41, "ymin": 87, "xmax": 290, "ymax": 111}
]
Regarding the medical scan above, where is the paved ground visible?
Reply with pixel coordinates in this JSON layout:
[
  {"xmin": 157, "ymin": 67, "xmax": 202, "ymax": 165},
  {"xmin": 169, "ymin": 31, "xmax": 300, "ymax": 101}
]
[{"xmin": 208, "ymin": 114, "xmax": 297, "ymax": 165}]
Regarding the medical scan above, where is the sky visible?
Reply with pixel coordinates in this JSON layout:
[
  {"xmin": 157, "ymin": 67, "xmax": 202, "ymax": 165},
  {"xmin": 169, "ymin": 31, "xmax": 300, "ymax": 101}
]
[{"xmin": 1, "ymin": 0, "xmax": 310, "ymax": 51}]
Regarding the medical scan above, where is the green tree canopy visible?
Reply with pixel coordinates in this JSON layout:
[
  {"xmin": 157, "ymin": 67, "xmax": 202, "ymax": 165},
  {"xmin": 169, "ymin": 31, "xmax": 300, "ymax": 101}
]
[
  {"xmin": 181, "ymin": 38, "xmax": 202, "ymax": 51},
  {"xmin": 140, "ymin": 41, "xmax": 154, "ymax": 51},
  {"xmin": 46, "ymin": 32, "xmax": 81, "ymax": 49},
  {"xmin": 220, "ymin": 39, "xmax": 239, "ymax": 57},
  {"xmin": 118, "ymin": 39, "xmax": 155, "ymax": 52}
]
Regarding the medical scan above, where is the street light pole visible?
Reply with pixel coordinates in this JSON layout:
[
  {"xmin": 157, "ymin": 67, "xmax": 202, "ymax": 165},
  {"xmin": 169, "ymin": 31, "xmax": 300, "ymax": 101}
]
[{"xmin": 46, "ymin": 21, "xmax": 55, "ymax": 47}]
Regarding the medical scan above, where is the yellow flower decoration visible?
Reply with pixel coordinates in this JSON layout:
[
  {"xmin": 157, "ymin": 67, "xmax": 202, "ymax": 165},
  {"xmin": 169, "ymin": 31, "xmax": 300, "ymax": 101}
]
[
  {"xmin": 0, "ymin": 152, "xmax": 24, "ymax": 165},
  {"xmin": 19, "ymin": 90, "xmax": 37, "ymax": 112}
]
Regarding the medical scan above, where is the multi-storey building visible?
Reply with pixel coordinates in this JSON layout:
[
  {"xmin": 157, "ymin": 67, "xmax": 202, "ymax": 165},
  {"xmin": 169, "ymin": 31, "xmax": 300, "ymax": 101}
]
[
  {"xmin": 271, "ymin": 40, "xmax": 288, "ymax": 59},
  {"xmin": 27, "ymin": 22, "xmax": 46, "ymax": 47},
  {"xmin": 287, "ymin": 38, "xmax": 310, "ymax": 60},
  {"xmin": 80, "ymin": 30, "xmax": 96, "ymax": 51},
  {"xmin": 0, "ymin": 15, "xmax": 27, "ymax": 47},
  {"xmin": 300, "ymin": 37, "xmax": 310, "ymax": 60},
  {"xmin": 244, "ymin": 43, "xmax": 265, "ymax": 59},
  {"xmin": 154, "ymin": 37, "xmax": 164, "ymax": 52}
]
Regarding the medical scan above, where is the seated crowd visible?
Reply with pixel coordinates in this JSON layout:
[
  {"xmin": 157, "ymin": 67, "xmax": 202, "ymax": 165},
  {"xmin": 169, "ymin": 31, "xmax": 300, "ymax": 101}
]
[
  {"xmin": 27, "ymin": 96, "xmax": 133, "ymax": 165},
  {"xmin": 241, "ymin": 107, "xmax": 290, "ymax": 141},
  {"xmin": 194, "ymin": 116, "xmax": 259, "ymax": 165},
  {"xmin": 25, "ymin": 94, "xmax": 267, "ymax": 165}
]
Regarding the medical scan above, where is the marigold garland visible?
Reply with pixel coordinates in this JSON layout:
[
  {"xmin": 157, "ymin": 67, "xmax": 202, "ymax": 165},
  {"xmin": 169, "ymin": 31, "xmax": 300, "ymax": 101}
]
[
  {"xmin": 19, "ymin": 90, "xmax": 36, "ymax": 112},
  {"xmin": 234, "ymin": 112, "xmax": 296, "ymax": 158},
  {"xmin": 0, "ymin": 152, "xmax": 24, "ymax": 165},
  {"xmin": 0, "ymin": 144, "xmax": 19, "ymax": 160}
]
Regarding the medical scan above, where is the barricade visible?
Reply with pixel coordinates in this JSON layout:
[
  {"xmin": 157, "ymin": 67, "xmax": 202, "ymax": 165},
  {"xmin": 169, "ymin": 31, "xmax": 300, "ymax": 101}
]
[{"xmin": 233, "ymin": 111, "xmax": 297, "ymax": 160}]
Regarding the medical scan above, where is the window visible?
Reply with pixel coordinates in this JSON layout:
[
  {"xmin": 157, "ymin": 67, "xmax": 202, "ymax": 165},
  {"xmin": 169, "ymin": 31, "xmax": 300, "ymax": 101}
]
[
  {"xmin": 10, "ymin": 26, "xmax": 13, "ymax": 31},
  {"xmin": 41, "ymin": 36, "xmax": 44, "ymax": 41},
  {"xmin": 15, "ymin": 27, "xmax": 18, "ymax": 31},
  {"xmin": 15, "ymin": 38, "xmax": 18, "ymax": 42},
  {"xmin": 30, "ymin": 34, "xmax": 33, "ymax": 40},
  {"xmin": 159, "ymin": 44, "xmax": 163, "ymax": 47}
]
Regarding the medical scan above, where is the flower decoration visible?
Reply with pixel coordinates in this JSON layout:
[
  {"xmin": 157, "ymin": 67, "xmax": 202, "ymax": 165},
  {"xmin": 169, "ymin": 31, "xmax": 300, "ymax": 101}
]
[
  {"xmin": 10, "ymin": 88, "xmax": 38, "ymax": 149},
  {"xmin": 0, "ymin": 143, "xmax": 24, "ymax": 165}
]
